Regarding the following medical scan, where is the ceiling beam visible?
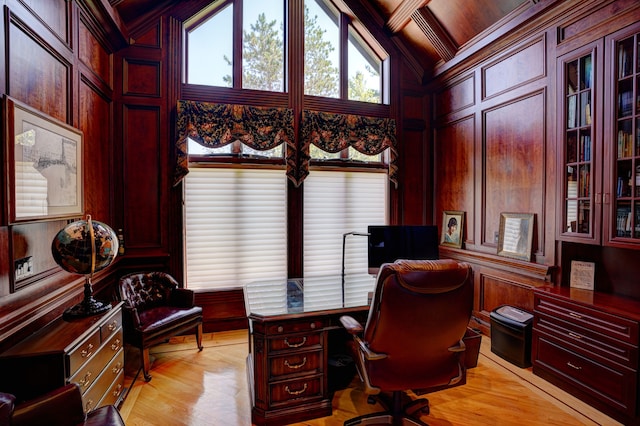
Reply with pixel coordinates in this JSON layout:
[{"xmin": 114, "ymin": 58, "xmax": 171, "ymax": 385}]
[
  {"xmin": 411, "ymin": 7, "xmax": 457, "ymax": 61},
  {"xmin": 385, "ymin": 0, "xmax": 429, "ymax": 33}
]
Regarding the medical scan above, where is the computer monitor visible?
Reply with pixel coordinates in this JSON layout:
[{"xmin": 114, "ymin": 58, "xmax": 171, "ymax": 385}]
[{"xmin": 367, "ymin": 225, "xmax": 439, "ymax": 275}]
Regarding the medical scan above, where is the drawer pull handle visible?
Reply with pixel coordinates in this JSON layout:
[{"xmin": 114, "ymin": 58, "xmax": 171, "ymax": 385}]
[
  {"xmin": 569, "ymin": 312, "xmax": 583, "ymax": 320},
  {"xmin": 79, "ymin": 371, "xmax": 93, "ymax": 387},
  {"xmin": 568, "ymin": 332, "xmax": 582, "ymax": 340},
  {"xmin": 567, "ymin": 361, "xmax": 582, "ymax": 371},
  {"xmin": 285, "ymin": 383, "xmax": 307, "ymax": 396},
  {"xmin": 284, "ymin": 357, "xmax": 307, "ymax": 370},
  {"xmin": 112, "ymin": 362, "xmax": 123, "ymax": 374},
  {"xmin": 111, "ymin": 339, "xmax": 121, "ymax": 351},
  {"xmin": 284, "ymin": 337, "xmax": 307, "ymax": 348},
  {"xmin": 85, "ymin": 399, "xmax": 94, "ymax": 412},
  {"xmin": 112, "ymin": 384, "xmax": 123, "ymax": 397},
  {"xmin": 107, "ymin": 320, "xmax": 118, "ymax": 332},
  {"xmin": 81, "ymin": 344, "xmax": 94, "ymax": 358}
]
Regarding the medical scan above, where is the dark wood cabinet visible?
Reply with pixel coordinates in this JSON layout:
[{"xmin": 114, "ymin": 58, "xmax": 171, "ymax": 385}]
[
  {"xmin": 532, "ymin": 287, "xmax": 640, "ymax": 424},
  {"xmin": 0, "ymin": 302, "xmax": 125, "ymax": 412}
]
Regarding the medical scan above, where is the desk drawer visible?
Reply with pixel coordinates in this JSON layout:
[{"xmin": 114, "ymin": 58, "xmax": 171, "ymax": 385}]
[
  {"xmin": 535, "ymin": 334, "xmax": 636, "ymax": 416},
  {"xmin": 270, "ymin": 333, "xmax": 321, "ymax": 352},
  {"xmin": 81, "ymin": 348, "xmax": 124, "ymax": 413},
  {"xmin": 70, "ymin": 328, "xmax": 124, "ymax": 393},
  {"xmin": 269, "ymin": 350, "xmax": 322, "ymax": 379},
  {"xmin": 97, "ymin": 366, "xmax": 125, "ymax": 409},
  {"xmin": 535, "ymin": 315, "xmax": 637, "ymax": 369},
  {"xmin": 67, "ymin": 329, "xmax": 101, "ymax": 376},
  {"xmin": 267, "ymin": 320, "xmax": 325, "ymax": 335},
  {"xmin": 101, "ymin": 310, "xmax": 122, "ymax": 342},
  {"xmin": 270, "ymin": 375, "xmax": 323, "ymax": 405},
  {"xmin": 534, "ymin": 295, "xmax": 638, "ymax": 345}
]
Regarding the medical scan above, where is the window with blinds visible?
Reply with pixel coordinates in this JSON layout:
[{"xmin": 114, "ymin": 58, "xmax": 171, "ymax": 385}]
[
  {"xmin": 184, "ymin": 167, "xmax": 288, "ymax": 289},
  {"xmin": 303, "ymin": 169, "xmax": 388, "ymax": 302}
]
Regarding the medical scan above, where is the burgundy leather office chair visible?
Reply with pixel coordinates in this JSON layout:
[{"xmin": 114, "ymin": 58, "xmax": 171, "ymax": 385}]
[
  {"xmin": 340, "ymin": 259, "xmax": 473, "ymax": 426},
  {"xmin": 118, "ymin": 271, "xmax": 203, "ymax": 381},
  {"xmin": 0, "ymin": 383, "xmax": 125, "ymax": 426}
]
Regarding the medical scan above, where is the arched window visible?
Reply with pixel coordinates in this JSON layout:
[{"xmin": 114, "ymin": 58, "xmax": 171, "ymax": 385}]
[
  {"xmin": 184, "ymin": 0, "xmax": 387, "ymax": 103},
  {"xmin": 181, "ymin": 0, "xmax": 392, "ymax": 290}
]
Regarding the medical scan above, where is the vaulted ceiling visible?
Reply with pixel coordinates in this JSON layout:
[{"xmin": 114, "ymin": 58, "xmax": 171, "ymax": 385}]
[{"xmin": 108, "ymin": 0, "xmax": 533, "ymax": 80}]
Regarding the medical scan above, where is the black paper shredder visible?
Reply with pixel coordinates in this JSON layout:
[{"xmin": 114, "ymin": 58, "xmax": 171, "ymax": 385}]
[{"xmin": 490, "ymin": 305, "xmax": 534, "ymax": 368}]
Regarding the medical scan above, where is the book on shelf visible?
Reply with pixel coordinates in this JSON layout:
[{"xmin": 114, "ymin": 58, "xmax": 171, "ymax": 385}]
[
  {"xmin": 580, "ymin": 134, "xmax": 591, "ymax": 161},
  {"xmin": 618, "ymin": 43, "xmax": 633, "ymax": 79},
  {"xmin": 618, "ymin": 130, "xmax": 633, "ymax": 158},
  {"xmin": 616, "ymin": 207, "xmax": 632, "ymax": 237},
  {"xmin": 619, "ymin": 91, "xmax": 633, "ymax": 117}
]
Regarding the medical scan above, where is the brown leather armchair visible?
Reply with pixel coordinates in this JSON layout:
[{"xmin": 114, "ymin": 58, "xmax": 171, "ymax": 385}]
[
  {"xmin": 340, "ymin": 259, "xmax": 473, "ymax": 426},
  {"xmin": 118, "ymin": 271, "xmax": 203, "ymax": 381},
  {"xmin": 0, "ymin": 383, "xmax": 125, "ymax": 426}
]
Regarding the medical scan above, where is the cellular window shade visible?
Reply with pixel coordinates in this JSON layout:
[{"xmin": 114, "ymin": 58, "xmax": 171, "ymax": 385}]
[
  {"xmin": 184, "ymin": 168, "xmax": 287, "ymax": 289},
  {"xmin": 303, "ymin": 170, "xmax": 388, "ymax": 303}
]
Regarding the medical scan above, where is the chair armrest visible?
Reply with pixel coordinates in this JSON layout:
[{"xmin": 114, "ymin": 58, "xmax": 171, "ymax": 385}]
[
  {"xmin": 340, "ymin": 315, "xmax": 363, "ymax": 334},
  {"xmin": 357, "ymin": 337, "xmax": 387, "ymax": 361},
  {"xmin": 448, "ymin": 339, "xmax": 466, "ymax": 353},
  {"xmin": 12, "ymin": 384, "xmax": 86, "ymax": 426},
  {"xmin": 171, "ymin": 288, "xmax": 195, "ymax": 308},
  {"xmin": 122, "ymin": 305, "xmax": 141, "ymax": 329},
  {"xmin": 0, "ymin": 392, "xmax": 15, "ymax": 426}
]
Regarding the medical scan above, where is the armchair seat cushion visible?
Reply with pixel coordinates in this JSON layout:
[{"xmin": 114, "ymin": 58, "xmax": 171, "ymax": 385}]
[{"xmin": 138, "ymin": 306, "xmax": 203, "ymax": 334}]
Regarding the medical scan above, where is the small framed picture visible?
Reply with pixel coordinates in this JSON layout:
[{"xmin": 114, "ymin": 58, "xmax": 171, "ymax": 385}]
[
  {"xmin": 569, "ymin": 261, "xmax": 595, "ymax": 291},
  {"xmin": 440, "ymin": 211, "xmax": 464, "ymax": 248},
  {"xmin": 497, "ymin": 213, "xmax": 534, "ymax": 261}
]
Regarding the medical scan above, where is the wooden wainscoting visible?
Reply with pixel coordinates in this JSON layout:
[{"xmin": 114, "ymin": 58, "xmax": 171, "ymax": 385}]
[{"xmin": 194, "ymin": 288, "xmax": 248, "ymax": 332}]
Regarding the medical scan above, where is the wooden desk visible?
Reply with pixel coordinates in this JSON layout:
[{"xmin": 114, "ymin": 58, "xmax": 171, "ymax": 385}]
[{"xmin": 244, "ymin": 275, "xmax": 375, "ymax": 426}]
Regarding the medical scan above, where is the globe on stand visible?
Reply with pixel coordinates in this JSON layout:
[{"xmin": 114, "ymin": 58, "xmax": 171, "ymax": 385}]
[{"xmin": 51, "ymin": 215, "xmax": 119, "ymax": 320}]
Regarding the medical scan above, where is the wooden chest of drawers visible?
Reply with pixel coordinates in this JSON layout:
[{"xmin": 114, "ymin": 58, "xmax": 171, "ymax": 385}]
[
  {"xmin": 532, "ymin": 287, "xmax": 640, "ymax": 425},
  {"xmin": 248, "ymin": 315, "xmax": 331, "ymax": 426},
  {"xmin": 0, "ymin": 302, "xmax": 125, "ymax": 412}
]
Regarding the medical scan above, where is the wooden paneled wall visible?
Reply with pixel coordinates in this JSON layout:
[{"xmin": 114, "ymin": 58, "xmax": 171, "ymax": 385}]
[
  {"xmin": 431, "ymin": 0, "xmax": 640, "ymax": 330},
  {"xmin": 0, "ymin": 0, "xmax": 122, "ymax": 352}
]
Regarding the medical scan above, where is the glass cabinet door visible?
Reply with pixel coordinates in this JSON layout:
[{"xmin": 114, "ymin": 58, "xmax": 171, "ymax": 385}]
[
  {"xmin": 606, "ymin": 29, "xmax": 640, "ymax": 245},
  {"xmin": 559, "ymin": 45, "xmax": 600, "ymax": 243}
]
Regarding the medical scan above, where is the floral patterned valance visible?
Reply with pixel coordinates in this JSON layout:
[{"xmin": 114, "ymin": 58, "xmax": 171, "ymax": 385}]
[
  {"xmin": 174, "ymin": 101, "xmax": 295, "ymax": 186},
  {"xmin": 300, "ymin": 110, "xmax": 398, "ymax": 187},
  {"xmin": 174, "ymin": 102, "xmax": 398, "ymax": 188}
]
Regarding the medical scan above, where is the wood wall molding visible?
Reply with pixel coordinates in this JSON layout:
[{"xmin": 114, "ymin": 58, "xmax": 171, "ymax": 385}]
[
  {"xmin": 385, "ymin": 0, "xmax": 429, "ymax": 34},
  {"xmin": 411, "ymin": 7, "xmax": 457, "ymax": 61},
  {"xmin": 76, "ymin": 0, "xmax": 129, "ymax": 50}
]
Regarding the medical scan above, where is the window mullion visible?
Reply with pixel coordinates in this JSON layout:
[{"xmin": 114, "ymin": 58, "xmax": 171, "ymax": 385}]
[
  {"xmin": 339, "ymin": 12, "xmax": 349, "ymax": 99},
  {"xmin": 233, "ymin": 0, "xmax": 243, "ymax": 89}
]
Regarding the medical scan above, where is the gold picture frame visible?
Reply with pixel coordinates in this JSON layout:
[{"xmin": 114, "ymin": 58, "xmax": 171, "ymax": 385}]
[
  {"xmin": 440, "ymin": 211, "xmax": 464, "ymax": 248},
  {"xmin": 5, "ymin": 95, "xmax": 83, "ymax": 223},
  {"xmin": 497, "ymin": 213, "xmax": 534, "ymax": 261}
]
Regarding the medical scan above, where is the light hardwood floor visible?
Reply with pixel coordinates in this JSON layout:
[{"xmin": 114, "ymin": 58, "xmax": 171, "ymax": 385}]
[{"xmin": 119, "ymin": 330, "xmax": 621, "ymax": 426}]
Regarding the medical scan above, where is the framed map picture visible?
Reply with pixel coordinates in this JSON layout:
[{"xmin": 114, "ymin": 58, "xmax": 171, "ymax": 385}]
[{"xmin": 4, "ymin": 95, "xmax": 83, "ymax": 223}]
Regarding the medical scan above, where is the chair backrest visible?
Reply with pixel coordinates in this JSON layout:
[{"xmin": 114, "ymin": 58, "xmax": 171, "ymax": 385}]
[
  {"xmin": 362, "ymin": 259, "xmax": 473, "ymax": 391},
  {"xmin": 119, "ymin": 272, "xmax": 179, "ymax": 312}
]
